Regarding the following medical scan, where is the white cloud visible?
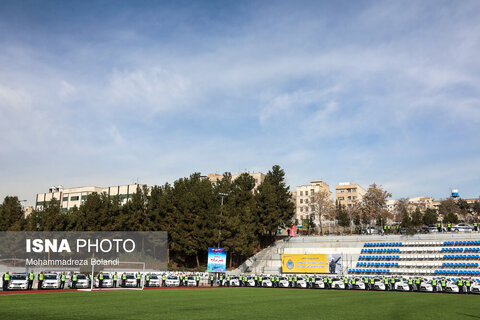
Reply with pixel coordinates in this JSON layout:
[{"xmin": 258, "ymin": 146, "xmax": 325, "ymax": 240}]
[{"xmin": 104, "ymin": 67, "xmax": 196, "ymax": 114}]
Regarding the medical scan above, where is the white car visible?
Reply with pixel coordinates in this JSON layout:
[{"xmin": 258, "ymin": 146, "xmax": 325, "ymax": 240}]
[
  {"xmin": 226, "ymin": 276, "xmax": 240, "ymax": 287},
  {"xmin": 331, "ymin": 278, "xmax": 346, "ymax": 289},
  {"xmin": 314, "ymin": 278, "xmax": 326, "ymax": 289},
  {"xmin": 444, "ymin": 281, "xmax": 460, "ymax": 293},
  {"xmin": 70, "ymin": 274, "xmax": 90, "ymax": 289},
  {"xmin": 185, "ymin": 276, "xmax": 197, "ymax": 287},
  {"xmin": 365, "ymin": 227, "xmax": 381, "ymax": 235},
  {"xmin": 165, "ymin": 275, "xmax": 180, "ymax": 287},
  {"xmin": 42, "ymin": 273, "xmax": 60, "ymax": 289},
  {"xmin": 373, "ymin": 279, "xmax": 386, "ymax": 291},
  {"xmin": 394, "ymin": 281, "xmax": 410, "ymax": 291},
  {"xmin": 452, "ymin": 224, "xmax": 473, "ymax": 232},
  {"xmin": 470, "ymin": 282, "xmax": 480, "ymax": 294},
  {"xmin": 278, "ymin": 277, "xmax": 290, "ymax": 288},
  {"xmin": 8, "ymin": 273, "xmax": 28, "ymax": 290},
  {"xmin": 145, "ymin": 274, "xmax": 161, "ymax": 287},
  {"xmin": 419, "ymin": 280, "xmax": 435, "ymax": 292},
  {"xmin": 295, "ymin": 277, "xmax": 307, "ymax": 288},
  {"xmin": 261, "ymin": 278, "xmax": 273, "ymax": 287},
  {"xmin": 121, "ymin": 274, "xmax": 137, "ymax": 287},
  {"xmin": 350, "ymin": 278, "xmax": 365, "ymax": 290},
  {"xmin": 246, "ymin": 277, "xmax": 256, "ymax": 287},
  {"xmin": 95, "ymin": 272, "xmax": 113, "ymax": 288}
]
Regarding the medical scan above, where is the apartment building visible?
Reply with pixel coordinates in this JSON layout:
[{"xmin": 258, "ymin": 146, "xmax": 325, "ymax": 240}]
[
  {"xmin": 35, "ymin": 184, "xmax": 146, "ymax": 212},
  {"xmin": 335, "ymin": 182, "xmax": 366, "ymax": 208},
  {"xmin": 294, "ymin": 180, "xmax": 333, "ymax": 225},
  {"xmin": 206, "ymin": 172, "xmax": 266, "ymax": 189}
]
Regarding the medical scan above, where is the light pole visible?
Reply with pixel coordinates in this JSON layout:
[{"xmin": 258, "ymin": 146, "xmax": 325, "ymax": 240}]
[{"xmin": 218, "ymin": 193, "xmax": 228, "ymax": 248}]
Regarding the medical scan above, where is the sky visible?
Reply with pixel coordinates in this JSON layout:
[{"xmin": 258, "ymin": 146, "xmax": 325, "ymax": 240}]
[{"xmin": 1, "ymin": 0, "xmax": 480, "ymax": 206}]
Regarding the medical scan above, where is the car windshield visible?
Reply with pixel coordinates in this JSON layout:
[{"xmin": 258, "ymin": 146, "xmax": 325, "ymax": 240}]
[
  {"xmin": 188, "ymin": 276, "xmax": 195, "ymax": 280},
  {"xmin": 76, "ymin": 274, "xmax": 86, "ymax": 280},
  {"xmin": 126, "ymin": 275, "xmax": 135, "ymax": 279},
  {"xmin": 102, "ymin": 274, "xmax": 111, "ymax": 279},
  {"xmin": 11, "ymin": 274, "xmax": 27, "ymax": 280},
  {"xmin": 149, "ymin": 275, "xmax": 158, "ymax": 279},
  {"xmin": 167, "ymin": 276, "xmax": 178, "ymax": 280},
  {"xmin": 44, "ymin": 274, "xmax": 57, "ymax": 280}
]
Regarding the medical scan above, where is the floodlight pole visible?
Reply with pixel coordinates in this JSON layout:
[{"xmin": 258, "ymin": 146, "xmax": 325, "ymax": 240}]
[{"xmin": 218, "ymin": 193, "xmax": 228, "ymax": 248}]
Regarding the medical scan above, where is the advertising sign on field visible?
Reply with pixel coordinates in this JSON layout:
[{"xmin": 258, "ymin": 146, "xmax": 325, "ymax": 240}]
[
  {"xmin": 281, "ymin": 254, "xmax": 342, "ymax": 274},
  {"xmin": 207, "ymin": 248, "xmax": 226, "ymax": 273}
]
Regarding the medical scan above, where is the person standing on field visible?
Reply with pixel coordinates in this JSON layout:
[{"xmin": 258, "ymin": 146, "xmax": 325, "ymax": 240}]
[{"xmin": 28, "ymin": 271, "xmax": 34, "ymax": 290}]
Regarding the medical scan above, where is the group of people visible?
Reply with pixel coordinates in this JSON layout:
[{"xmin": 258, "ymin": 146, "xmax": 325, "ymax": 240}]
[
  {"xmin": 212, "ymin": 273, "xmax": 479, "ymax": 294},
  {"xmin": 3, "ymin": 271, "xmax": 478, "ymax": 294}
]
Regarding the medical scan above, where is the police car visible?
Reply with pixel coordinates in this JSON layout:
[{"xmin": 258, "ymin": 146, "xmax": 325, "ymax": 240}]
[
  {"xmin": 121, "ymin": 273, "xmax": 137, "ymax": 287},
  {"xmin": 331, "ymin": 278, "xmax": 346, "ymax": 289},
  {"xmin": 165, "ymin": 275, "xmax": 180, "ymax": 287},
  {"xmin": 184, "ymin": 276, "xmax": 197, "ymax": 287},
  {"xmin": 245, "ymin": 276, "xmax": 256, "ymax": 287},
  {"xmin": 444, "ymin": 280, "xmax": 460, "ymax": 293},
  {"xmin": 95, "ymin": 272, "xmax": 114, "ymax": 288},
  {"xmin": 470, "ymin": 281, "xmax": 480, "ymax": 294},
  {"xmin": 313, "ymin": 277, "xmax": 326, "ymax": 289},
  {"xmin": 227, "ymin": 276, "xmax": 240, "ymax": 287},
  {"xmin": 350, "ymin": 278, "xmax": 366, "ymax": 290},
  {"xmin": 278, "ymin": 277, "xmax": 290, "ymax": 288},
  {"xmin": 372, "ymin": 278, "xmax": 386, "ymax": 291},
  {"xmin": 295, "ymin": 277, "xmax": 307, "ymax": 288},
  {"xmin": 145, "ymin": 273, "xmax": 161, "ymax": 287},
  {"xmin": 69, "ymin": 273, "xmax": 90, "ymax": 289},
  {"xmin": 42, "ymin": 273, "xmax": 60, "ymax": 289},
  {"xmin": 419, "ymin": 280, "xmax": 435, "ymax": 292},
  {"xmin": 261, "ymin": 277, "xmax": 273, "ymax": 287},
  {"xmin": 394, "ymin": 280, "xmax": 410, "ymax": 291},
  {"xmin": 452, "ymin": 224, "xmax": 473, "ymax": 232},
  {"xmin": 8, "ymin": 273, "xmax": 28, "ymax": 290}
]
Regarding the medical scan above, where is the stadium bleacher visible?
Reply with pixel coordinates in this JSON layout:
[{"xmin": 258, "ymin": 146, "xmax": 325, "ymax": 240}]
[{"xmin": 350, "ymin": 239, "xmax": 480, "ymax": 277}]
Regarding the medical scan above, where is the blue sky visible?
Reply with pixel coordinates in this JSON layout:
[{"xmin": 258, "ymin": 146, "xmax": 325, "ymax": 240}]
[{"xmin": 1, "ymin": 0, "xmax": 480, "ymax": 205}]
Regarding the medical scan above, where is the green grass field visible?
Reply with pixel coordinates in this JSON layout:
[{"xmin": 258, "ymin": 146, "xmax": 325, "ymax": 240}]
[{"xmin": 0, "ymin": 288, "xmax": 478, "ymax": 320}]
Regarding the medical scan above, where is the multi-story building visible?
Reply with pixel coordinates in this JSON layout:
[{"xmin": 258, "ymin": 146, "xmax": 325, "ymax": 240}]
[
  {"xmin": 386, "ymin": 199, "xmax": 398, "ymax": 213},
  {"xmin": 35, "ymin": 184, "xmax": 146, "ymax": 212},
  {"xmin": 23, "ymin": 206, "xmax": 33, "ymax": 218},
  {"xmin": 294, "ymin": 180, "xmax": 333, "ymax": 226},
  {"xmin": 408, "ymin": 197, "xmax": 435, "ymax": 211},
  {"xmin": 206, "ymin": 172, "xmax": 266, "ymax": 189},
  {"xmin": 335, "ymin": 182, "xmax": 366, "ymax": 208}
]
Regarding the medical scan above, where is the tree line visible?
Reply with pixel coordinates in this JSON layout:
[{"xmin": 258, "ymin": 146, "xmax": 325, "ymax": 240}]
[{"xmin": 0, "ymin": 165, "xmax": 294, "ymax": 269}]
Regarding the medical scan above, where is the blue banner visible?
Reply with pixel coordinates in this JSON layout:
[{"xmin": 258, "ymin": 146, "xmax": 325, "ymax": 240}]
[{"xmin": 207, "ymin": 248, "xmax": 226, "ymax": 272}]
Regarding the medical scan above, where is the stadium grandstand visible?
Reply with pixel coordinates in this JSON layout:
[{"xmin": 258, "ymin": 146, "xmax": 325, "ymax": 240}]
[{"xmin": 234, "ymin": 233, "xmax": 480, "ymax": 278}]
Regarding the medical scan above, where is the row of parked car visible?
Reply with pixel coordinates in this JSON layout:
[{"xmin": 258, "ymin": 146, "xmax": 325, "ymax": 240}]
[
  {"xmin": 219, "ymin": 275, "xmax": 480, "ymax": 294},
  {"xmin": 4, "ymin": 272, "xmax": 480, "ymax": 294},
  {"xmin": 1, "ymin": 271, "xmax": 165, "ymax": 290},
  {"xmin": 362, "ymin": 223, "xmax": 478, "ymax": 235}
]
